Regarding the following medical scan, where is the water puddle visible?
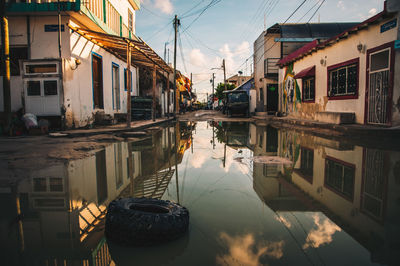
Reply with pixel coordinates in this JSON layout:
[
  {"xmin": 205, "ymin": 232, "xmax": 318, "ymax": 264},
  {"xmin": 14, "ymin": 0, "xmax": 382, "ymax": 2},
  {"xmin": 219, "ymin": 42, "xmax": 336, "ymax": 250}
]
[{"xmin": 1, "ymin": 121, "xmax": 399, "ymax": 265}]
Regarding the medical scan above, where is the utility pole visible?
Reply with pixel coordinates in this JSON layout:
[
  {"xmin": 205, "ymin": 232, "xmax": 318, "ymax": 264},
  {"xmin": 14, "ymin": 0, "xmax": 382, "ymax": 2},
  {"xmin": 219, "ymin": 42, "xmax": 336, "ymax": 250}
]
[
  {"xmin": 173, "ymin": 15, "xmax": 180, "ymax": 115},
  {"xmin": 164, "ymin": 42, "xmax": 169, "ymax": 62},
  {"xmin": 190, "ymin": 72, "xmax": 193, "ymax": 102},
  {"xmin": 222, "ymin": 59, "xmax": 227, "ymax": 92},
  {"xmin": 1, "ymin": 3, "xmax": 11, "ymax": 131},
  {"xmin": 211, "ymin": 73, "xmax": 215, "ymax": 110}
]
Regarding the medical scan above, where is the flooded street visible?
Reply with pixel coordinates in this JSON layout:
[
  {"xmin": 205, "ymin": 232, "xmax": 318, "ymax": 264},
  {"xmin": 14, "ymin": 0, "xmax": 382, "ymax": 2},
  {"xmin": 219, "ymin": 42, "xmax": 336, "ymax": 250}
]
[{"xmin": 2, "ymin": 121, "xmax": 400, "ymax": 265}]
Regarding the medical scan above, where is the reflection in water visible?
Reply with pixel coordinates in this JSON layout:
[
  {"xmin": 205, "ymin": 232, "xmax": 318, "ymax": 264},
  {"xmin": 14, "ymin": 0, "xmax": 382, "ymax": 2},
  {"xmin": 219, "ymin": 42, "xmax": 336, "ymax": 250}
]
[
  {"xmin": 1, "ymin": 121, "xmax": 399, "ymax": 265},
  {"xmin": 302, "ymin": 213, "xmax": 341, "ymax": 249},
  {"xmin": 216, "ymin": 233, "xmax": 284, "ymax": 265}
]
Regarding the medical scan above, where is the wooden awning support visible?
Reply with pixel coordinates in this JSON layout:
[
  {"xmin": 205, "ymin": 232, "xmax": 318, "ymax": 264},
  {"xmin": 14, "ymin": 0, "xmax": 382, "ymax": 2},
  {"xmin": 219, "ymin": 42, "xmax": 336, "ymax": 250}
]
[
  {"xmin": 152, "ymin": 65, "xmax": 156, "ymax": 122},
  {"xmin": 67, "ymin": 24, "xmax": 173, "ymax": 127}
]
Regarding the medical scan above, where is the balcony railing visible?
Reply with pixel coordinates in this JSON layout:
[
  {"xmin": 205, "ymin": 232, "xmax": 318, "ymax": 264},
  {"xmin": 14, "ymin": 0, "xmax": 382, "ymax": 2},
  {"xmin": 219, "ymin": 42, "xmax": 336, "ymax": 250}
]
[
  {"xmin": 264, "ymin": 58, "xmax": 280, "ymax": 78},
  {"xmin": 6, "ymin": 0, "xmax": 132, "ymax": 38}
]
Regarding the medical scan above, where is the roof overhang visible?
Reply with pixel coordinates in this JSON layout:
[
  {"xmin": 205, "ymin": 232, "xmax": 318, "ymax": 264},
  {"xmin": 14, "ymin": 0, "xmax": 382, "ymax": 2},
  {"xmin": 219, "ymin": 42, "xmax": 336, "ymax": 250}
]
[
  {"xmin": 68, "ymin": 24, "xmax": 172, "ymax": 73},
  {"xmin": 274, "ymin": 38, "xmax": 316, "ymax": 42},
  {"xmin": 294, "ymin": 65, "xmax": 315, "ymax": 79},
  {"xmin": 128, "ymin": 0, "xmax": 141, "ymax": 10}
]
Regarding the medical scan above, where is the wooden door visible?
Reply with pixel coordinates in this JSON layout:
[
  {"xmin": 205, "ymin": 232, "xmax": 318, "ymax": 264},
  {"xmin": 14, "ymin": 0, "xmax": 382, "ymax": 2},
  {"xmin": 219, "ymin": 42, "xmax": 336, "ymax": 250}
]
[{"xmin": 92, "ymin": 54, "xmax": 104, "ymax": 109}]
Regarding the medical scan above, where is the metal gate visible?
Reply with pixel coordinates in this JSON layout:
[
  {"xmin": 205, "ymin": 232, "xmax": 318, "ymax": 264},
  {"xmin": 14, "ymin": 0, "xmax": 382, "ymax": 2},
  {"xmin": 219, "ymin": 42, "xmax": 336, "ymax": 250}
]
[{"xmin": 367, "ymin": 47, "xmax": 391, "ymax": 125}]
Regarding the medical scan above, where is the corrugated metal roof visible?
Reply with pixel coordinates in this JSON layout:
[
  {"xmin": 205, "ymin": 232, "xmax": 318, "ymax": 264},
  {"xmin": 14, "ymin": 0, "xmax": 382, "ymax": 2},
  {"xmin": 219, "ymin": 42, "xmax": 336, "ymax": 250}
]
[{"xmin": 279, "ymin": 23, "xmax": 359, "ymax": 38}]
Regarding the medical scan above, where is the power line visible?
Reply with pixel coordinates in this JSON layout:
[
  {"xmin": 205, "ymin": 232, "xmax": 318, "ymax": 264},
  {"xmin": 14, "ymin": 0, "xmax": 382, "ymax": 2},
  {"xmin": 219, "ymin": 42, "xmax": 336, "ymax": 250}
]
[
  {"xmin": 145, "ymin": 19, "xmax": 173, "ymax": 41},
  {"xmin": 141, "ymin": 4, "xmax": 170, "ymax": 20},
  {"xmin": 296, "ymin": 0, "xmax": 321, "ymax": 23},
  {"xmin": 182, "ymin": 0, "xmax": 222, "ymax": 33},
  {"xmin": 307, "ymin": 0, "xmax": 325, "ymax": 23},
  {"xmin": 178, "ymin": 31, "xmax": 188, "ymax": 74}
]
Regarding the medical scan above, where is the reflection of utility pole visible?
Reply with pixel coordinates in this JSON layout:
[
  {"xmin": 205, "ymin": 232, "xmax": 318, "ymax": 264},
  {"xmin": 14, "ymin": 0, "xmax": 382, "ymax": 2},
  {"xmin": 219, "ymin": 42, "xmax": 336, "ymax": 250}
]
[
  {"xmin": 223, "ymin": 143, "xmax": 226, "ymax": 168},
  {"xmin": 175, "ymin": 122, "xmax": 180, "ymax": 204},
  {"xmin": 210, "ymin": 73, "xmax": 215, "ymax": 110},
  {"xmin": 212, "ymin": 124, "xmax": 215, "ymax": 150}
]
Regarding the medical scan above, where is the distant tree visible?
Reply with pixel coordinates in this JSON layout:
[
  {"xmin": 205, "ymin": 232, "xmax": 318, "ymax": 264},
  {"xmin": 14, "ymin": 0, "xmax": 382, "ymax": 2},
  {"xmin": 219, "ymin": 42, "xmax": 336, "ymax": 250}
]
[{"xmin": 215, "ymin": 83, "xmax": 235, "ymax": 100}]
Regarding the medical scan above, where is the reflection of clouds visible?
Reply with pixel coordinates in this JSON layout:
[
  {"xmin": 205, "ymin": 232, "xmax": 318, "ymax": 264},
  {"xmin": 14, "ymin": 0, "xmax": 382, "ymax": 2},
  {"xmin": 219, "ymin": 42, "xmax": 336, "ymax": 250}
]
[
  {"xmin": 216, "ymin": 232, "xmax": 284, "ymax": 265},
  {"xmin": 275, "ymin": 215, "xmax": 292, "ymax": 228},
  {"xmin": 191, "ymin": 152, "xmax": 207, "ymax": 168},
  {"xmin": 303, "ymin": 214, "xmax": 341, "ymax": 249}
]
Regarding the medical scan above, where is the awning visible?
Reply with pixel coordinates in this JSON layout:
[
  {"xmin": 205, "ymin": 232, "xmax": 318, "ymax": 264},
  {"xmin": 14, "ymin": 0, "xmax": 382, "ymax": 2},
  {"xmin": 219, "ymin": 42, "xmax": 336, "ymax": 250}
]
[
  {"xmin": 294, "ymin": 65, "xmax": 315, "ymax": 79},
  {"xmin": 68, "ymin": 24, "xmax": 172, "ymax": 73}
]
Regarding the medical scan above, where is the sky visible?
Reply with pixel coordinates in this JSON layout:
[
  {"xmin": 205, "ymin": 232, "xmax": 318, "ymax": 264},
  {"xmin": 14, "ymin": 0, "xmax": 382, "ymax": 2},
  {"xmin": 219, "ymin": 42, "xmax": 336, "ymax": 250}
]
[{"xmin": 136, "ymin": 0, "xmax": 385, "ymax": 101}]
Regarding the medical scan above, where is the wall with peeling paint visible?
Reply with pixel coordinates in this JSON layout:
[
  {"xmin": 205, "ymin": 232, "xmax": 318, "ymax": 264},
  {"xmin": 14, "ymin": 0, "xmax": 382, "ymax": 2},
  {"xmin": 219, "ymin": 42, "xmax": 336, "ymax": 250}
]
[{"xmin": 279, "ymin": 12, "xmax": 399, "ymax": 126}]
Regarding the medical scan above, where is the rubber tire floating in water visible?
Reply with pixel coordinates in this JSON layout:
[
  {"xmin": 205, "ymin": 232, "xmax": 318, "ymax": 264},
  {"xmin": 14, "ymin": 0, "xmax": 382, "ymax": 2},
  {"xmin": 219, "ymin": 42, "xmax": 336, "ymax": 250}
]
[{"xmin": 105, "ymin": 198, "xmax": 189, "ymax": 246}]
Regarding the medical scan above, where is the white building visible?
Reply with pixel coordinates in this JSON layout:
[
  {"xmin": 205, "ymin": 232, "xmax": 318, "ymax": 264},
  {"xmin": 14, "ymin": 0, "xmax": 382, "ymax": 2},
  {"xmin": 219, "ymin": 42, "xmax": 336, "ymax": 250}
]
[
  {"xmin": 278, "ymin": 1, "xmax": 400, "ymax": 127},
  {"xmin": 1, "ymin": 0, "xmax": 171, "ymax": 128},
  {"xmin": 253, "ymin": 22, "xmax": 359, "ymax": 114}
]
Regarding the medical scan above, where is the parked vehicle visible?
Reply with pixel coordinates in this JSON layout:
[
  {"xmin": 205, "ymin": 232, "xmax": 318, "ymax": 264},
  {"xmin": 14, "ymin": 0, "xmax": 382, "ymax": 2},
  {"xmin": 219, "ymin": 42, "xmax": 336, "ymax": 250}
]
[{"xmin": 224, "ymin": 90, "xmax": 249, "ymax": 117}]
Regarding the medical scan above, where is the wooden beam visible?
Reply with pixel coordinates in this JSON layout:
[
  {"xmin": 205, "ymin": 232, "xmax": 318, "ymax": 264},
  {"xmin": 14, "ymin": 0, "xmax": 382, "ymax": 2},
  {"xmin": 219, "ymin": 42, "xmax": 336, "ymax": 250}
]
[{"xmin": 126, "ymin": 43, "xmax": 132, "ymax": 128}]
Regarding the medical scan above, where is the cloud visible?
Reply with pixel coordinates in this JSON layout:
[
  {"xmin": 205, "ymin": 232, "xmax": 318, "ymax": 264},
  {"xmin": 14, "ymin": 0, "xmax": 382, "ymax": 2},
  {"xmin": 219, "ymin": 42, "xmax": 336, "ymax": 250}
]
[
  {"xmin": 190, "ymin": 49, "xmax": 207, "ymax": 67},
  {"xmin": 217, "ymin": 232, "xmax": 284, "ymax": 265},
  {"xmin": 336, "ymin": 1, "xmax": 345, "ymax": 10},
  {"xmin": 235, "ymin": 41, "xmax": 250, "ymax": 58},
  {"xmin": 303, "ymin": 214, "xmax": 341, "ymax": 249},
  {"xmin": 368, "ymin": 8, "xmax": 377, "ymax": 16},
  {"xmin": 153, "ymin": 0, "xmax": 173, "ymax": 14}
]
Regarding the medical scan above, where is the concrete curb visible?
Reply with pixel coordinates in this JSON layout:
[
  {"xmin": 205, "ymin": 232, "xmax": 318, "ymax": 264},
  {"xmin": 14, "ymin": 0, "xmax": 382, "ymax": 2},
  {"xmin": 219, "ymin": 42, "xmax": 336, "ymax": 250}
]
[{"xmin": 58, "ymin": 118, "xmax": 175, "ymax": 138}]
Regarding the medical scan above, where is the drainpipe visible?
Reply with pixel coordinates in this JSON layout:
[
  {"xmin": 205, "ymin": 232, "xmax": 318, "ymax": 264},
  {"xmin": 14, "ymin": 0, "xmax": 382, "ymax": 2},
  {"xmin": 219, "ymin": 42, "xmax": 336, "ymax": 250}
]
[{"xmin": 57, "ymin": 0, "xmax": 62, "ymax": 58}]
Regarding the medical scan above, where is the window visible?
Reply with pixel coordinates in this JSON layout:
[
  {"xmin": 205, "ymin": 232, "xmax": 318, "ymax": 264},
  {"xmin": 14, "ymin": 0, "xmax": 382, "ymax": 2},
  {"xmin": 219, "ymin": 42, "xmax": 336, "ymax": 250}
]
[
  {"xmin": 49, "ymin": 178, "xmax": 63, "ymax": 192},
  {"xmin": 27, "ymin": 80, "xmax": 41, "ymax": 96},
  {"xmin": 298, "ymin": 148, "xmax": 314, "ymax": 183},
  {"xmin": 33, "ymin": 178, "xmax": 47, "ymax": 192},
  {"xmin": 302, "ymin": 77, "xmax": 315, "ymax": 102},
  {"xmin": 44, "ymin": 80, "xmax": 58, "ymax": 95},
  {"xmin": 128, "ymin": 10, "xmax": 133, "ymax": 32},
  {"xmin": 26, "ymin": 64, "xmax": 57, "ymax": 74},
  {"xmin": 124, "ymin": 68, "xmax": 133, "ymax": 92},
  {"xmin": 328, "ymin": 58, "xmax": 359, "ymax": 99},
  {"xmin": 112, "ymin": 63, "xmax": 120, "ymax": 110},
  {"xmin": 325, "ymin": 157, "xmax": 355, "ymax": 201}
]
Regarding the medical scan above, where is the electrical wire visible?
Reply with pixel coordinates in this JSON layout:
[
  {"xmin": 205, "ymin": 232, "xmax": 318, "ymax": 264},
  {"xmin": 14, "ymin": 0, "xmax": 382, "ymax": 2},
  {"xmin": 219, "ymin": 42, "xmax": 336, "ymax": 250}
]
[
  {"xmin": 182, "ymin": 0, "xmax": 222, "ymax": 33},
  {"xmin": 296, "ymin": 0, "xmax": 322, "ymax": 23},
  {"xmin": 307, "ymin": 0, "xmax": 325, "ymax": 23},
  {"xmin": 178, "ymin": 31, "xmax": 188, "ymax": 74},
  {"xmin": 145, "ymin": 19, "xmax": 174, "ymax": 41},
  {"xmin": 141, "ymin": 4, "xmax": 170, "ymax": 20}
]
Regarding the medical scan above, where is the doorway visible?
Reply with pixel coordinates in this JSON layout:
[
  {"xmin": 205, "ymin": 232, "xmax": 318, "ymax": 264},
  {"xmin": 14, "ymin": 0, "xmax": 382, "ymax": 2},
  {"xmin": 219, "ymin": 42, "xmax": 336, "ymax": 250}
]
[
  {"xmin": 92, "ymin": 53, "xmax": 104, "ymax": 109},
  {"xmin": 267, "ymin": 84, "xmax": 278, "ymax": 113},
  {"xmin": 366, "ymin": 43, "xmax": 393, "ymax": 125}
]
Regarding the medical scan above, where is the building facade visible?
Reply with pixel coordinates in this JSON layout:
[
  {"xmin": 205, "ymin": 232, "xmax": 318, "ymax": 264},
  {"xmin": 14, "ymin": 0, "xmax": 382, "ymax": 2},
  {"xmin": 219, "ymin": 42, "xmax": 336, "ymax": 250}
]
[
  {"xmin": 253, "ymin": 22, "xmax": 359, "ymax": 114},
  {"xmin": 1, "ymin": 0, "xmax": 171, "ymax": 129},
  {"xmin": 278, "ymin": 1, "xmax": 400, "ymax": 127}
]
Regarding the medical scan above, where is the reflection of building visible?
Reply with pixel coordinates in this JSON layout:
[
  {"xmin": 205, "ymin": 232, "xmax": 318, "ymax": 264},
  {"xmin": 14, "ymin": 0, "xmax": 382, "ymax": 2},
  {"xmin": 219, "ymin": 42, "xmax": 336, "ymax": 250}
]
[
  {"xmin": 250, "ymin": 122, "xmax": 400, "ymax": 265},
  {"xmin": 0, "ymin": 122, "xmax": 194, "ymax": 265},
  {"xmin": 277, "ymin": 129, "xmax": 400, "ymax": 264},
  {"xmin": 0, "ymin": 141, "xmax": 142, "ymax": 265}
]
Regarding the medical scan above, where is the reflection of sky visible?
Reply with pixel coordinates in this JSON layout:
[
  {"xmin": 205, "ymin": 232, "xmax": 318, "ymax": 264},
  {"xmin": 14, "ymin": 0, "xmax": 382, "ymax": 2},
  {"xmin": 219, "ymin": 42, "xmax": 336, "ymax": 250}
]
[
  {"xmin": 158, "ymin": 122, "xmax": 379, "ymax": 265},
  {"xmin": 217, "ymin": 232, "xmax": 284, "ymax": 265},
  {"xmin": 303, "ymin": 213, "xmax": 341, "ymax": 249}
]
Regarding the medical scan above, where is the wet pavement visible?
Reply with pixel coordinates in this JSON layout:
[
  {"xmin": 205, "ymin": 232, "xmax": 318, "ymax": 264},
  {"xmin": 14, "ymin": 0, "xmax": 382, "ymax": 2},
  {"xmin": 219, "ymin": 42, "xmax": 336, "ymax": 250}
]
[{"xmin": 1, "ymin": 120, "xmax": 400, "ymax": 265}]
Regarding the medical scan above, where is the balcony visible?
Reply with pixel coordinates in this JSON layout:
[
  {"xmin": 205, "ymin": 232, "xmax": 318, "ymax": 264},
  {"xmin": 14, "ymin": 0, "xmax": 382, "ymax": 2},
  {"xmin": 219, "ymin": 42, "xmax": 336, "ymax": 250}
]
[
  {"xmin": 5, "ymin": 0, "xmax": 139, "ymax": 38},
  {"xmin": 264, "ymin": 58, "xmax": 279, "ymax": 79}
]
